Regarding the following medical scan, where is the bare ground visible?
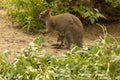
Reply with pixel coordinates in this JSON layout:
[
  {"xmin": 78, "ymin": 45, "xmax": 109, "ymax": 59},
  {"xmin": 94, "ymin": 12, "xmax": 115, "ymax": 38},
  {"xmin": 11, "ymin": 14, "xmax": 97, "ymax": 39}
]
[{"xmin": 0, "ymin": 9, "xmax": 120, "ymax": 61}]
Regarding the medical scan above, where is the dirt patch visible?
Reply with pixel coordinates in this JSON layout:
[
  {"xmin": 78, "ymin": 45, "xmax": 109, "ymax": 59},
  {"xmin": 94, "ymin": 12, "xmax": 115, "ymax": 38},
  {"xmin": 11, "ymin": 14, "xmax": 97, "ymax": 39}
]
[{"xmin": 0, "ymin": 9, "xmax": 120, "ymax": 61}]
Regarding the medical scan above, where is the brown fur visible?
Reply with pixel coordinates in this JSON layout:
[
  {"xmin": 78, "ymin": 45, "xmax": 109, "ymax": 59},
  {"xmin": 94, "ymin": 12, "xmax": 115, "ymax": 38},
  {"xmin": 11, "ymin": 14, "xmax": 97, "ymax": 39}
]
[{"xmin": 39, "ymin": 8, "xmax": 84, "ymax": 48}]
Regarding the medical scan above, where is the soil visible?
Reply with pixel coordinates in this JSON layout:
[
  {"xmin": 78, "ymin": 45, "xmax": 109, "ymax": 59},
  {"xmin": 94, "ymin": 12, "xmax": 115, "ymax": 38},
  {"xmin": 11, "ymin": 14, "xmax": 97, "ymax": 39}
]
[{"xmin": 0, "ymin": 9, "xmax": 120, "ymax": 61}]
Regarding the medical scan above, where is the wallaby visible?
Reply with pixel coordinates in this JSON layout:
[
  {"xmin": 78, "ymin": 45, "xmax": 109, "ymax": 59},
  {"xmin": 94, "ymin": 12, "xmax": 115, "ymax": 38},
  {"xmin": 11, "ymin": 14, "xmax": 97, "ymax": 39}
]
[{"xmin": 39, "ymin": 8, "xmax": 84, "ymax": 48}]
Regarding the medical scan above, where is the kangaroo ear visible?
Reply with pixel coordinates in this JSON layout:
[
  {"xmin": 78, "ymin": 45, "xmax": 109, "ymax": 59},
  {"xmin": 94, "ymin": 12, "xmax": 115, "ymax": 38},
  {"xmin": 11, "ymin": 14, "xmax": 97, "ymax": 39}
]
[{"xmin": 46, "ymin": 4, "xmax": 51, "ymax": 12}]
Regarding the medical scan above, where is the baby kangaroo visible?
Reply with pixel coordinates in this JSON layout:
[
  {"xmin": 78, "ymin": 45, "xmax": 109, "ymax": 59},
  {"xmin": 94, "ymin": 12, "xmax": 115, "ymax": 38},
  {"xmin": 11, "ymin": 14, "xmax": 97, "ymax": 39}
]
[{"xmin": 39, "ymin": 8, "xmax": 84, "ymax": 49}]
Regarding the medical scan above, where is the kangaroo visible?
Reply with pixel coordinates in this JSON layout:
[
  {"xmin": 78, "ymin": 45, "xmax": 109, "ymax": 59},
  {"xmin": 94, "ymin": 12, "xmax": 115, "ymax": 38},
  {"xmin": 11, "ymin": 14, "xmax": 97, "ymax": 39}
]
[{"xmin": 39, "ymin": 8, "xmax": 84, "ymax": 48}]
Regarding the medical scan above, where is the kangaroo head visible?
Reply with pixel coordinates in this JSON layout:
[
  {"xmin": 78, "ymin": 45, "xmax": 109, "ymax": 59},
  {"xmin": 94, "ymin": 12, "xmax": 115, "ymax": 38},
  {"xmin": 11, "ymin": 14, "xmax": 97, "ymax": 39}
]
[{"xmin": 39, "ymin": 7, "xmax": 50, "ymax": 19}]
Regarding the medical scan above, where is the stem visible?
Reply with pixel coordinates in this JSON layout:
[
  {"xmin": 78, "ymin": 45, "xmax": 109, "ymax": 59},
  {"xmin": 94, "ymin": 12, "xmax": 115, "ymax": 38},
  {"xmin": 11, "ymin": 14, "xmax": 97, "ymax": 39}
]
[{"xmin": 106, "ymin": 62, "xmax": 110, "ymax": 73}]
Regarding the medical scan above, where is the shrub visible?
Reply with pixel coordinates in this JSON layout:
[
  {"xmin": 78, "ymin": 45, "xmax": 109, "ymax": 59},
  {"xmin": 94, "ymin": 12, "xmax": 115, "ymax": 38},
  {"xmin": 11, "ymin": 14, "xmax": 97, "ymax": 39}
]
[
  {"xmin": 105, "ymin": 0, "xmax": 120, "ymax": 7},
  {"xmin": 44, "ymin": 0, "xmax": 105, "ymax": 24},
  {"xmin": 7, "ymin": 0, "xmax": 47, "ymax": 33},
  {"xmin": 91, "ymin": 0, "xmax": 120, "ymax": 21},
  {"xmin": 0, "ymin": 31, "xmax": 120, "ymax": 80},
  {"xmin": 7, "ymin": 0, "xmax": 105, "ymax": 33}
]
